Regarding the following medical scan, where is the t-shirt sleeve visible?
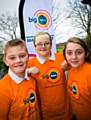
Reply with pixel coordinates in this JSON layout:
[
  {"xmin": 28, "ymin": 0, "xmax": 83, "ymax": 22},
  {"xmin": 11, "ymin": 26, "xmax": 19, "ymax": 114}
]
[
  {"xmin": 27, "ymin": 58, "xmax": 35, "ymax": 68},
  {"xmin": 0, "ymin": 81, "xmax": 11, "ymax": 119}
]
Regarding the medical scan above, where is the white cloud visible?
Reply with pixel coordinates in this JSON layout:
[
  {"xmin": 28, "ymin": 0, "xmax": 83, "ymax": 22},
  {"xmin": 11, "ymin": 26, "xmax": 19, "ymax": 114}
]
[{"xmin": 0, "ymin": 0, "xmax": 19, "ymax": 15}]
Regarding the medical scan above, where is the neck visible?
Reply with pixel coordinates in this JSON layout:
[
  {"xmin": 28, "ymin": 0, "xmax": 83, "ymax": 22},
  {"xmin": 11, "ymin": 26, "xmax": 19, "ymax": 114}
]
[
  {"xmin": 40, "ymin": 52, "xmax": 51, "ymax": 60},
  {"xmin": 17, "ymin": 72, "xmax": 25, "ymax": 78}
]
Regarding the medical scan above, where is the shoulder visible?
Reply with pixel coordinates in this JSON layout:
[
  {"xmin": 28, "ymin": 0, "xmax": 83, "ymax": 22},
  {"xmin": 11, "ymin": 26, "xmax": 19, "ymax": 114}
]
[
  {"xmin": 0, "ymin": 74, "xmax": 15, "ymax": 91},
  {"xmin": 84, "ymin": 63, "xmax": 91, "ymax": 88},
  {"xmin": 84, "ymin": 62, "xmax": 91, "ymax": 72},
  {"xmin": 28, "ymin": 57, "xmax": 37, "ymax": 62},
  {"xmin": 0, "ymin": 74, "xmax": 12, "ymax": 97},
  {"xmin": 55, "ymin": 52, "xmax": 64, "ymax": 61},
  {"xmin": 69, "ymin": 63, "xmax": 91, "ymax": 75},
  {"xmin": 27, "ymin": 57, "xmax": 38, "ymax": 66},
  {"xmin": 0, "ymin": 74, "xmax": 12, "ymax": 115},
  {"xmin": 0, "ymin": 74, "xmax": 9, "ymax": 86},
  {"xmin": 55, "ymin": 52, "xmax": 64, "ymax": 57}
]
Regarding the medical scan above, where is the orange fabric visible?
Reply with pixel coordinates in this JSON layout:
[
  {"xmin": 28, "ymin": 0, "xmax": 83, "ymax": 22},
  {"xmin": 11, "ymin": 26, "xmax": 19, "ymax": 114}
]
[
  {"xmin": 27, "ymin": 53, "xmax": 73, "ymax": 120},
  {"xmin": 0, "ymin": 74, "xmax": 40, "ymax": 120},
  {"xmin": 67, "ymin": 62, "xmax": 91, "ymax": 120}
]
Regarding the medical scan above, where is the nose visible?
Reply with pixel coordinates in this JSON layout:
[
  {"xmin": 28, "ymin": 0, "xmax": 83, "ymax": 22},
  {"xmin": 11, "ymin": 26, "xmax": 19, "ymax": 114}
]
[
  {"xmin": 42, "ymin": 44, "xmax": 45, "ymax": 47},
  {"xmin": 72, "ymin": 53, "xmax": 77, "ymax": 59},
  {"xmin": 16, "ymin": 56, "xmax": 21, "ymax": 62}
]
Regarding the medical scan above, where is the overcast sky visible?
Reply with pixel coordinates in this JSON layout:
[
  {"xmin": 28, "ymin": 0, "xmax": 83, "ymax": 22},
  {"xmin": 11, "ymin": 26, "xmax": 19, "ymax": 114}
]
[
  {"xmin": 0, "ymin": 0, "xmax": 79, "ymax": 43},
  {"xmin": 0, "ymin": 0, "xmax": 19, "ymax": 15}
]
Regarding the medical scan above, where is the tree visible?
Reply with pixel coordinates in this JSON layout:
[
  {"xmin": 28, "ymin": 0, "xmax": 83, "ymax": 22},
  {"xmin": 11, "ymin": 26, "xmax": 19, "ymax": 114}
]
[
  {"xmin": 0, "ymin": 53, "xmax": 8, "ymax": 79},
  {"xmin": 52, "ymin": 0, "xmax": 74, "ymax": 44},
  {"xmin": 0, "ymin": 12, "xmax": 19, "ymax": 41},
  {"xmin": 68, "ymin": 0, "xmax": 91, "ymax": 49},
  {"xmin": 0, "ymin": 12, "xmax": 19, "ymax": 79},
  {"xmin": 52, "ymin": 0, "xmax": 73, "ymax": 31}
]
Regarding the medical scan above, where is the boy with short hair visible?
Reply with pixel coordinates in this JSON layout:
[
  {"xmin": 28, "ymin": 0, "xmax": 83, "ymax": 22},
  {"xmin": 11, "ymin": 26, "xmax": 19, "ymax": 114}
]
[{"xmin": 0, "ymin": 39, "xmax": 40, "ymax": 120}]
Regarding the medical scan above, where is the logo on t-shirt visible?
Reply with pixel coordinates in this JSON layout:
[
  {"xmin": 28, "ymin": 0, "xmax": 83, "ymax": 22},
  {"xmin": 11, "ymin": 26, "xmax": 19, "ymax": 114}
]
[
  {"xmin": 69, "ymin": 81, "xmax": 80, "ymax": 99},
  {"xmin": 45, "ymin": 67, "xmax": 62, "ymax": 83},
  {"xmin": 24, "ymin": 88, "xmax": 36, "ymax": 107}
]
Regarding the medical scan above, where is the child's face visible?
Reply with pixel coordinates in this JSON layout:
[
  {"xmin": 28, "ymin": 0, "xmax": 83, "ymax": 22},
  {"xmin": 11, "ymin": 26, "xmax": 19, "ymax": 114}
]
[
  {"xmin": 34, "ymin": 34, "xmax": 51, "ymax": 58},
  {"xmin": 4, "ymin": 45, "xmax": 28, "ymax": 77},
  {"xmin": 65, "ymin": 42, "xmax": 85, "ymax": 68}
]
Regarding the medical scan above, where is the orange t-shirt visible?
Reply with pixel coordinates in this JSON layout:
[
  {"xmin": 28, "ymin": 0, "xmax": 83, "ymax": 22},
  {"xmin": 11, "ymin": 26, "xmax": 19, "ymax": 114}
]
[
  {"xmin": 0, "ymin": 74, "xmax": 40, "ymax": 120},
  {"xmin": 67, "ymin": 62, "xmax": 91, "ymax": 120},
  {"xmin": 27, "ymin": 52, "xmax": 73, "ymax": 120}
]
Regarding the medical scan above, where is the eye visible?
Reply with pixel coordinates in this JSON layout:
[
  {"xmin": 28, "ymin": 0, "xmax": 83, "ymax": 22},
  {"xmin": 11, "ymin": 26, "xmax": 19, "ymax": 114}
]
[
  {"xmin": 8, "ymin": 56, "xmax": 15, "ymax": 60},
  {"xmin": 77, "ymin": 50, "xmax": 83, "ymax": 55},
  {"xmin": 35, "ymin": 43, "xmax": 43, "ymax": 47},
  {"xmin": 19, "ymin": 54, "xmax": 27, "ymax": 58},
  {"xmin": 45, "ymin": 42, "xmax": 50, "ymax": 45},
  {"xmin": 35, "ymin": 42, "xmax": 50, "ymax": 47},
  {"xmin": 37, "ymin": 43, "xmax": 43, "ymax": 46},
  {"xmin": 66, "ymin": 51, "xmax": 72, "ymax": 56}
]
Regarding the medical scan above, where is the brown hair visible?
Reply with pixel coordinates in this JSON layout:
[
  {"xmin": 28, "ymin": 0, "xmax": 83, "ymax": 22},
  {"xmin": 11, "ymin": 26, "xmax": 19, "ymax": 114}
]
[
  {"xmin": 63, "ymin": 37, "xmax": 91, "ymax": 63},
  {"xmin": 33, "ymin": 31, "xmax": 52, "ymax": 46},
  {"xmin": 3, "ymin": 38, "xmax": 28, "ymax": 58}
]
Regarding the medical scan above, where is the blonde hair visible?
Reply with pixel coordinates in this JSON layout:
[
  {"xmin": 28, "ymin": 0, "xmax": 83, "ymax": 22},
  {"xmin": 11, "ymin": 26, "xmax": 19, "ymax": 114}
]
[
  {"xmin": 33, "ymin": 31, "xmax": 52, "ymax": 46},
  {"xmin": 3, "ymin": 38, "xmax": 28, "ymax": 58}
]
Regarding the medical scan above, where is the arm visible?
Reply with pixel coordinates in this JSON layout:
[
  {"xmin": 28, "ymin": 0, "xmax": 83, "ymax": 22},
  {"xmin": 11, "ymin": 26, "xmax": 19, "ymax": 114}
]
[
  {"xmin": 25, "ymin": 66, "xmax": 39, "ymax": 80},
  {"xmin": 0, "ymin": 82, "xmax": 10, "ymax": 119}
]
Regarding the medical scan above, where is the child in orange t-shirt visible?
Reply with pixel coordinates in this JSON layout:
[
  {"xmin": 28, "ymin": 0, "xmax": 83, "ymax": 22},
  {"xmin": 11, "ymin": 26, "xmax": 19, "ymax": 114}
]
[
  {"xmin": 27, "ymin": 32, "xmax": 73, "ymax": 120},
  {"xmin": 63, "ymin": 37, "xmax": 91, "ymax": 120},
  {"xmin": 0, "ymin": 39, "xmax": 40, "ymax": 120}
]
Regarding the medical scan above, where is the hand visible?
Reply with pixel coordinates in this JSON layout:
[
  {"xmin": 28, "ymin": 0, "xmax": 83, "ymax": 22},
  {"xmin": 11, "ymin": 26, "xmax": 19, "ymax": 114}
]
[
  {"xmin": 61, "ymin": 60, "xmax": 70, "ymax": 71},
  {"xmin": 25, "ymin": 67, "xmax": 39, "ymax": 80},
  {"xmin": 27, "ymin": 66, "xmax": 39, "ymax": 74}
]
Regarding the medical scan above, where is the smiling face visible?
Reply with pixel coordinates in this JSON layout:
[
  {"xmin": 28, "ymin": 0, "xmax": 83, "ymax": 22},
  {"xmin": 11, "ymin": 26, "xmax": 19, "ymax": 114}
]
[
  {"xmin": 65, "ymin": 42, "xmax": 86, "ymax": 68},
  {"xmin": 4, "ymin": 45, "xmax": 28, "ymax": 77},
  {"xmin": 34, "ymin": 33, "xmax": 52, "ymax": 59}
]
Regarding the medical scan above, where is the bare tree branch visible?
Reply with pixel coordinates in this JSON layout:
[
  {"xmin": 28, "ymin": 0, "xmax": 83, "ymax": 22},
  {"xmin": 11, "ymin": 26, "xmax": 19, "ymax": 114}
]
[
  {"xmin": 68, "ymin": 0, "xmax": 91, "ymax": 36},
  {"xmin": 0, "ymin": 12, "xmax": 19, "ymax": 41}
]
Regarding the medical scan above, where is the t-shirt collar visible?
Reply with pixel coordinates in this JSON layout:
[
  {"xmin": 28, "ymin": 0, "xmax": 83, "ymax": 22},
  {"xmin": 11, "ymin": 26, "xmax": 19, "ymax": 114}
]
[
  {"xmin": 36, "ymin": 52, "xmax": 55, "ymax": 64},
  {"xmin": 8, "ymin": 69, "xmax": 26, "ymax": 84}
]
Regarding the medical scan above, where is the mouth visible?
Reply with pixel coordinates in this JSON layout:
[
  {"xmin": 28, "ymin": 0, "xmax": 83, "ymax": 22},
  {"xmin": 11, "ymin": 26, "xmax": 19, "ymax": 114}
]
[
  {"xmin": 14, "ymin": 63, "xmax": 25, "ymax": 68},
  {"xmin": 40, "ymin": 49, "xmax": 47, "ymax": 51},
  {"xmin": 71, "ymin": 61, "xmax": 79, "ymax": 64}
]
